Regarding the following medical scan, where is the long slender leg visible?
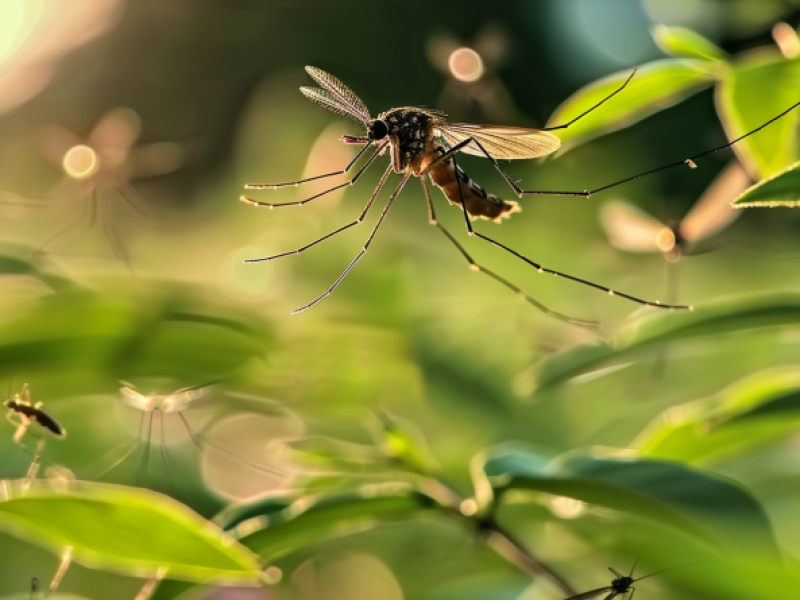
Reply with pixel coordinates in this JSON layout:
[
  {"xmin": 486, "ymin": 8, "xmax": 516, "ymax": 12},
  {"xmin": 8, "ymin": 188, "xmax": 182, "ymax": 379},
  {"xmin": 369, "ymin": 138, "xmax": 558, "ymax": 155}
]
[
  {"xmin": 240, "ymin": 141, "xmax": 387, "ymax": 208},
  {"xmin": 40, "ymin": 187, "xmax": 98, "ymax": 250},
  {"xmin": 245, "ymin": 165, "xmax": 393, "ymax": 262},
  {"xmin": 159, "ymin": 412, "xmax": 176, "ymax": 489},
  {"xmin": 542, "ymin": 70, "xmax": 637, "ymax": 132},
  {"xmin": 291, "ymin": 173, "xmax": 411, "ymax": 314},
  {"xmin": 432, "ymin": 99, "xmax": 800, "ymax": 199},
  {"xmin": 136, "ymin": 411, "xmax": 155, "ymax": 484},
  {"xmin": 99, "ymin": 190, "xmax": 134, "ymax": 271},
  {"xmin": 446, "ymin": 153, "xmax": 690, "ymax": 310},
  {"xmin": 177, "ymin": 412, "xmax": 285, "ymax": 476},
  {"xmin": 420, "ymin": 179, "xmax": 599, "ymax": 329},
  {"xmin": 244, "ymin": 141, "xmax": 373, "ymax": 189}
]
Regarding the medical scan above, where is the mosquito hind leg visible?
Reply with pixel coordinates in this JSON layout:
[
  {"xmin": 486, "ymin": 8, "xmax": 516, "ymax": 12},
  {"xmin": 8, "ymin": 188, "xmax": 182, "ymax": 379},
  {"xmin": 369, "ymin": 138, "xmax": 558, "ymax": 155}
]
[
  {"xmin": 420, "ymin": 179, "xmax": 599, "ymax": 330},
  {"xmin": 240, "ymin": 141, "xmax": 387, "ymax": 208},
  {"xmin": 446, "ymin": 153, "xmax": 691, "ymax": 311},
  {"xmin": 245, "ymin": 165, "xmax": 393, "ymax": 262},
  {"xmin": 291, "ymin": 172, "xmax": 411, "ymax": 313}
]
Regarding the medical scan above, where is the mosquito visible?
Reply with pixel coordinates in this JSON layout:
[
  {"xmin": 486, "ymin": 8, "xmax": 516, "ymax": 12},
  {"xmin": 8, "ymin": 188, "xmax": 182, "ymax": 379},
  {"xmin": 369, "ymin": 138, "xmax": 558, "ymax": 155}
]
[
  {"xmin": 96, "ymin": 383, "xmax": 284, "ymax": 484},
  {"xmin": 240, "ymin": 66, "xmax": 800, "ymax": 326},
  {"xmin": 565, "ymin": 559, "xmax": 664, "ymax": 600},
  {"xmin": 4, "ymin": 384, "xmax": 66, "ymax": 486}
]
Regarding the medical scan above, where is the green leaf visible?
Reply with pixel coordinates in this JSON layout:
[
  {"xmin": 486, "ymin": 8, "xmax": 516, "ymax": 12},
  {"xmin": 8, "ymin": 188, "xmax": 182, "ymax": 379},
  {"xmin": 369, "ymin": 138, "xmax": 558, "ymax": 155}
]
[
  {"xmin": 234, "ymin": 485, "xmax": 442, "ymax": 561},
  {"xmin": 0, "ymin": 481, "xmax": 263, "ymax": 584},
  {"xmin": 0, "ymin": 287, "xmax": 269, "ymax": 384},
  {"xmin": 534, "ymin": 294, "xmax": 800, "ymax": 390},
  {"xmin": 546, "ymin": 59, "xmax": 716, "ymax": 149},
  {"xmin": 652, "ymin": 25, "xmax": 726, "ymax": 61},
  {"xmin": 636, "ymin": 368, "xmax": 800, "ymax": 463},
  {"xmin": 478, "ymin": 446, "xmax": 775, "ymax": 552},
  {"xmin": 716, "ymin": 50, "xmax": 800, "ymax": 178},
  {"xmin": 732, "ymin": 159, "xmax": 800, "ymax": 207}
]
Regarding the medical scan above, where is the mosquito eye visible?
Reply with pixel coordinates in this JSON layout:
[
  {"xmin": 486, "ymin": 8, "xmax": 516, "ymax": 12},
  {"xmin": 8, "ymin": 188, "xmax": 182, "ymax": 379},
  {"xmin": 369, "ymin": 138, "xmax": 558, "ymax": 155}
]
[{"xmin": 370, "ymin": 120, "xmax": 389, "ymax": 140}]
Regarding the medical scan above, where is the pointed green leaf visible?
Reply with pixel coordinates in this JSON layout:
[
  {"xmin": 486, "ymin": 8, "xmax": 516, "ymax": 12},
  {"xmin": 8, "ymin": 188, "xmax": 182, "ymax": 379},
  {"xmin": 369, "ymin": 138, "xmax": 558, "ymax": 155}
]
[
  {"xmin": 652, "ymin": 25, "xmax": 726, "ymax": 61},
  {"xmin": 546, "ymin": 59, "xmax": 716, "ymax": 149},
  {"xmin": 233, "ymin": 485, "xmax": 442, "ymax": 561},
  {"xmin": 732, "ymin": 159, "xmax": 800, "ymax": 207},
  {"xmin": 0, "ymin": 482, "xmax": 263, "ymax": 584},
  {"xmin": 479, "ymin": 446, "xmax": 775, "ymax": 552},
  {"xmin": 535, "ymin": 294, "xmax": 800, "ymax": 389},
  {"xmin": 716, "ymin": 51, "xmax": 800, "ymax": 178},
  {"xmin": 636, "ymin": 368, "xmax": 800, "ymax": 463}
]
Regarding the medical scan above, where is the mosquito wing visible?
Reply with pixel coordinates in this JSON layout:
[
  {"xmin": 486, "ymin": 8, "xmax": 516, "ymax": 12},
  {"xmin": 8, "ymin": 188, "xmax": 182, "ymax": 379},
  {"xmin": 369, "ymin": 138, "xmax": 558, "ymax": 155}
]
[
  {"xmin": 301, "ymin": 66, "xmax": 371, "ymax": 126},
  {"xmin": 679, "ymin": 160, "xmax": 749, "ymax": 244},
  {"xmin": 437, "ymin": 123, "xmax": 561, "ymax": 160},
  {"xmin": 119, "ymin": 386, "xmax": 154, "ymax": 412},
  {"xmin": 161, "ymin": 386, "xmax": 211, "ymax": 413},
  {"xmin": 565, "ymin": 586, "xmax": 617, "ymax": 600}
]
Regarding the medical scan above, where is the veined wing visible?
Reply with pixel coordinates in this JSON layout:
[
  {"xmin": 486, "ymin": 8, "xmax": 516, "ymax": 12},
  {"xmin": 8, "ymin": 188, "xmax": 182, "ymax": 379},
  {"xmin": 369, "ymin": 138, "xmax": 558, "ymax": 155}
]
[
  {"xmin": 161, "ymin": 386, "xmax": 211, "ymax": 413},
  {"xmin": 302, "ymin": 66, "xmax": 371, "ymax": 125},
  {"xmin": 600, "ymin": 200, "xmax": 668, "ymax": 253},
  {"xmin": 564, "ymin": 587, "xmax": 617, "ymax": 600},
  {"xmin": 438, "ymin": 123, "xmax": 561, "ymax": 160},
  {"xmin": 120, "ymin": 386, "xmax": 155, "ymax": 412}
]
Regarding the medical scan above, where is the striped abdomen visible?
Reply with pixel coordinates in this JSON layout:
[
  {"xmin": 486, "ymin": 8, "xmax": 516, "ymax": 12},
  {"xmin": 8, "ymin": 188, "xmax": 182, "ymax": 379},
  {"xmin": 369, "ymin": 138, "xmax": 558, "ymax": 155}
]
[{"xmin": 420, "ymin": 142, "xmax": 520, "ymax": 222}]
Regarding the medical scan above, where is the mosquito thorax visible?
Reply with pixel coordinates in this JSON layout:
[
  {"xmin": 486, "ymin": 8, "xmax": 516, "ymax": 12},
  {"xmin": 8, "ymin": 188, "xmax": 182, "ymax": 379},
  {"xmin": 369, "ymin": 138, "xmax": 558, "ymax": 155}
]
[{"xmin": 612, "ymin": 576, "xmax": 634, "ymax": 591}]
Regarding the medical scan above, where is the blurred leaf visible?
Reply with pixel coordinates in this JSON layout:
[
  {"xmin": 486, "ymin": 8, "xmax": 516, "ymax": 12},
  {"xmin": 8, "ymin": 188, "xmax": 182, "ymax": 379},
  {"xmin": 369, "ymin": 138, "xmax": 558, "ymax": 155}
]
[
  {"xmin": 535, "ymin": 294, "xmax": 800, "ymax": 390},
  {"xmin": 652, "ymin": 25, "xmax": 726, "ymax": 61},
  {"xmin": 732, "ymin": 159, "xmax": 800, "ymax": 207},
  {"xmin": 0, "ymin": 287, "xmax": 269, "ymax": 384},
  {"xmin": 0, "ymin": 481, "xmax": 262, "ymax": 584},
  {"xmin": 234, "ymin": 485, "xmax": 442, "ymax": 561},
  {"xmin": 546, "ymin": 59, "xmax": 716, "ymax": 149},
  {"xmin": 636, "ymin": 368, "xmax": 800, "ymax": 463},
  {"xmin": 478, "ymin": 446, "xmax": 775, "ymax": 552},
  {"xmin": 148, "ymin": 579, "xmax": 198, "ymax": 600},
  {"xmin": 373, "ymin": 411, "xmax": 439, "ymax": 475},
  {"xmin": 716, "ymin": 50, "xmax": 800, "ymax": 178}
]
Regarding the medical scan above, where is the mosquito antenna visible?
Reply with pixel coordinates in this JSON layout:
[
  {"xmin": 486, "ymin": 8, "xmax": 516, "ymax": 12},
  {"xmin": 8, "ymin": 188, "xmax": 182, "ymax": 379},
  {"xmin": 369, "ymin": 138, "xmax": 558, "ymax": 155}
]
[
  {"xmin": 176, "ymin": 412, "xmax": 286, "ymax": 477},
  {"xmin": 609, "ymin": 567, "xmax": 624, "ymax": 578},
  {"xmin": 543, "ymin": 69, "xmax": 637, "ymax": 132}
]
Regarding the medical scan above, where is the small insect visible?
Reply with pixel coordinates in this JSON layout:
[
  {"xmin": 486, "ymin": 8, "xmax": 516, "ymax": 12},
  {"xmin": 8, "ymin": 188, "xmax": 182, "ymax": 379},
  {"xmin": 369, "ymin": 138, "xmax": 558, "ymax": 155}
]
[
  {"xmin": 241, "ymin": 66, "xmax": 800, "ymax": 325},
  {"xmin": 4, "ymin": 384, "xmax": 66, "ymax": 443},
  {"xmin": 97, "ymin": 383, "xmax": 284, "ymax": 484},
  {"xmin": 565, "ymin": 560, "xmax": 661, "ymax": 600}
]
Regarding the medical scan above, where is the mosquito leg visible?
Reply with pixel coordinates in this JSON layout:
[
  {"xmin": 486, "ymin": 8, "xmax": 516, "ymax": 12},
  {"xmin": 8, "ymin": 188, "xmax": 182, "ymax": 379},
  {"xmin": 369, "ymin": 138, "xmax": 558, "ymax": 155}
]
[
  {"xmin": 177, "ymin": 412, "xmax": 286, "ymax": 477},
  {"xmin": 159, "ymin": 412, "xmax": 177, "ymax": 491},
  {"xmin": 99, "ymin": 190, "xmax": 134, "ymax": 271},
  {"xmin": 48, "ymin": 547, "xmax": 73, "ymax": 595},
  {"xmin": 447, "ymin": 154, "xmax": 691, "ymax": 310},
  {"xmin": 291, "ymin": 173, "xmax": 411, "ymax": 313},
  {"xmin": 542, "ymin": 69, "xmax": 637, "ymax": 132},
  {"xmin": 136, "ymin": 411, "xmax": 155, "ymax": 484},
  {"xmin": 245, "ymin": 165, "xmax": 393, "ymax": 262},
  {"xmin": 240, "ymin": 141, "xmax": 387, "ymax": 208},
  {"xmin": 244, "ymin": 140, "xmax": 373, "ymax": 189},
  {"xmin": 40, "ymin": 186, "xmax": 99, "ymax": 251},
  {"xmin": 420, "ymin": 179, "xmax": 599, "ymax": 329}
]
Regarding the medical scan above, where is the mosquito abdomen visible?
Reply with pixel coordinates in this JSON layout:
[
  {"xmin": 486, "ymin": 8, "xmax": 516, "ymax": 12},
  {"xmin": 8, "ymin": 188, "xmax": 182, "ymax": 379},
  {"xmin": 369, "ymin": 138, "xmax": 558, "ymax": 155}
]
[{"xmin": 427, "ymin": 149, "xmax": 520, "ymax": 222}]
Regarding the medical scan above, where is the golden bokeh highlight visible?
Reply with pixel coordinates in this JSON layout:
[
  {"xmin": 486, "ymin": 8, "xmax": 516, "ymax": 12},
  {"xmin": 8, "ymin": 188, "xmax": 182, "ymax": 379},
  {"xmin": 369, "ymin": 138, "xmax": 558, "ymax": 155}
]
[
  {"xmin": 62, "ymin": 144, "xmax": 99, "ymax": 180},
  {"xmin": 448, "ymin": 47, "xmax": 484, "ymax": 82}
]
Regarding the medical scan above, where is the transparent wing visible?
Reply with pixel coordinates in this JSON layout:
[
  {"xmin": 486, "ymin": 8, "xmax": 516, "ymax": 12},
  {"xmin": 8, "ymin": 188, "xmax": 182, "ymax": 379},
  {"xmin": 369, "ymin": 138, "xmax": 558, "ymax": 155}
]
[
  {"xmin": 119, "ymin": 386, "xmax": 154, "ymax": 412},
  {"xmin": 161, "ymin": 386, "xmax": 211, "ymax": 413},
  {"xmin": 303, "ymin": 66, "xmax": 371, "ymax": 125},
  {"xmin": 600, "ymin": 200, "xmax": 668, "ymax": 253},
  {"xmin": 437, "ymin": 123, "xmax": 561, "ymax": 160},
  {"xmin": 565, "ymin": 586, "xmax": 616, "ymax": 600}
]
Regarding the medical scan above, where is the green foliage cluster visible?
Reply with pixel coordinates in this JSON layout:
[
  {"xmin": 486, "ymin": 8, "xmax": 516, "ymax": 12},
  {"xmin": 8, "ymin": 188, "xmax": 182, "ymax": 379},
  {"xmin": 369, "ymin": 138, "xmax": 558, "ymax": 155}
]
[{"xmin": 2, "ymin": 11, "xmax": 800, "ymax": 600}]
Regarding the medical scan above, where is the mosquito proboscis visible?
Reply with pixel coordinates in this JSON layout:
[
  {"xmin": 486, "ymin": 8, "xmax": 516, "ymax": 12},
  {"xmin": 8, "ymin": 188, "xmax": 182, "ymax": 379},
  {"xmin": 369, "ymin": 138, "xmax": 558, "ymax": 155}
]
[{"xmin": 241, "ymin": 66, "xmax": 800, "ymax": 326}]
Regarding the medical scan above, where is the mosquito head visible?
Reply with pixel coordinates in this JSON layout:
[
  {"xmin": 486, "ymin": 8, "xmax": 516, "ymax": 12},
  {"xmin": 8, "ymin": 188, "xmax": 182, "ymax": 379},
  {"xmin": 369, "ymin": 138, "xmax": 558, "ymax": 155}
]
[{"xmin": 368, "ymin": 119, "xmax": 389, "ymax": 141}]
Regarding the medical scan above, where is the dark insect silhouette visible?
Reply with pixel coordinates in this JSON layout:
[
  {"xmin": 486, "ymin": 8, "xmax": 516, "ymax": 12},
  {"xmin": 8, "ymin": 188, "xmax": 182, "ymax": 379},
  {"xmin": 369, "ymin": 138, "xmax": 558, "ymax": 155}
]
[
  {"xmin": 566, "ymin": 560, "xmax": 662, "ymax": 600},
  {"xmin": 241, "ymin": 66, "xmax": 800, "ymax": 326}
]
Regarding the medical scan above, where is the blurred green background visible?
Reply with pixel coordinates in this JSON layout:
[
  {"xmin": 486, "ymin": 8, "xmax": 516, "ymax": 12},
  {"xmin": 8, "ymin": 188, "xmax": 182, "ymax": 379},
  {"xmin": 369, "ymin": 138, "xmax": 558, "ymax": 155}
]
[{"xmin": 2, "ymin": 0, "xmax": 800, "ymax": 599}]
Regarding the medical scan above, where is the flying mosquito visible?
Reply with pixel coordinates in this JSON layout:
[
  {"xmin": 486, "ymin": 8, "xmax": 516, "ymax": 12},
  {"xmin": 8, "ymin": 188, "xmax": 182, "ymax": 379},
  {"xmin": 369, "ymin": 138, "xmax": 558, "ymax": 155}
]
[
  {"xmin": 4, "ymin": 384, "xmax": 66, "ymax": 484},
  {"xmin": 565, "ymin": 560, "xmax": 663, "ymax": 600},
  {"xmin": 240, "ymin": 66, "xmax": 800, "ymax": 326},
  {"xmin": 97, "ymin": 383, "xmax": 284, "ymax": 484}
]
